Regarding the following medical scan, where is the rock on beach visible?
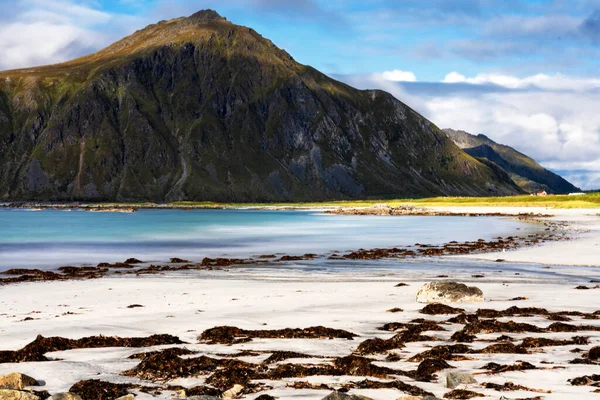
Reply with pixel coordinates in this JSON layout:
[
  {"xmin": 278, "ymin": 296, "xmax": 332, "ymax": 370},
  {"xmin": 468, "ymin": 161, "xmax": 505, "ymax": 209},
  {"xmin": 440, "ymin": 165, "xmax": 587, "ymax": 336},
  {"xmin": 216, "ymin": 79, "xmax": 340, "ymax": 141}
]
[{"xmin": 416, "ymin": 282, "xmax": 484, "ymax": 303}]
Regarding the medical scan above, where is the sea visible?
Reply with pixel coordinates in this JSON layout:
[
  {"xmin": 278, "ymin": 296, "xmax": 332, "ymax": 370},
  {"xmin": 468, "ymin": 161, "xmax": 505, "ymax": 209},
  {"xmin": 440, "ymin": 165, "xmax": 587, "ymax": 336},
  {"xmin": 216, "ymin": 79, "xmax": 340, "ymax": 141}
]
[{"xmin": 0, "ymin": 208, "xmax": 543, "ymax": 271}]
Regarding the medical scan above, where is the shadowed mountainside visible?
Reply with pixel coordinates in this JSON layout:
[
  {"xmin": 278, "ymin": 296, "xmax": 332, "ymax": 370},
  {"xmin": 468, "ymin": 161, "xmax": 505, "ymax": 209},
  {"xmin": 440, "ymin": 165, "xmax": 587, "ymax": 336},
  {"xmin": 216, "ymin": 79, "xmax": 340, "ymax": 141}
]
[
  {"xmin": 0, "ymin": 10, "xmax": 523, "ymax": 202},
  {"xmin": 443, "ymin": 128, "xmax": 579, "ymax": 194}
]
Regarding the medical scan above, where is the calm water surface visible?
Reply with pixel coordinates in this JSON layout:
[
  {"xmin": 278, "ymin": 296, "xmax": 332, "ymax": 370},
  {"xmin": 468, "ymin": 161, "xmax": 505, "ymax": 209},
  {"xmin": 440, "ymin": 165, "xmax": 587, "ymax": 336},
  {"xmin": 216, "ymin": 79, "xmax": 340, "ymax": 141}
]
[{"xmin": 0, "ymin": 208, "xmax": 542, "ymax": 270}]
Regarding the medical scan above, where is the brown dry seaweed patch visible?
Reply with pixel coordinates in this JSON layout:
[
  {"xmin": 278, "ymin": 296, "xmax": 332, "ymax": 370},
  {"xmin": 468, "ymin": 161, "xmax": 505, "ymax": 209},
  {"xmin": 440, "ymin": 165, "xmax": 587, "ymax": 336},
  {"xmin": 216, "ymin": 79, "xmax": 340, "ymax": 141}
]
[
  {"xmin": 378, "ymin": 321, "xmax": 446, "ymax": 332},
  {"xmin": 169, "ymin": 257, "xmax": 190, "ymax": 263},
  {"xmin": 407, "ymin": 344, "xmax": 472, "ymax": 362},
  {"xmin": 461, "ymin": 320, "xmax": 546, "ymax": 335},
  {"xmin": 356, "ymin": 325, "xmax": 439, "ymax": 354},
  {"xmin": 447, "ymin": 314, "xmax": 479, "ymax": 324},
  {"xmin": 342, "ymin": 378, "xmax": 435, "ymax": 397},
  {"xmin": 0, "ymin": 267, "xmax": 105, "ymax": 284},
  {"xmin": 414, "ymin": 358, "xmax": 455, "ymax": 381},
  {"xmin": 477, "ymin": 361, "xmax": 537, "ymax": 375},
  {"xmin": 443, "ymin": 389, "xmax": 484, "ymax": 399},
  {"xmin": 0, "ymin": 333, "xmax": 184, "ymax": 363},
  {"xmin": 483, "ymin": 381, "xmax": 551, "ymax": 393},
  {"xmin": 287, "ymin": 381, "xmax": 335, "ymax": 390},
  {"xmin": 545, "ymin": 322, "xmax": 600, "ymax": 332},
  {"xmin": 181, "ymin": 385, "xmax": 222, "ymax": 397},
  {"xmin": 278, "ymin": 254, "xmax": 318, "ymax": 261},
  {"xmin": 450, "ymin": 331, "xmax": 477, "ymax": 343},
  {"xmin": 198, "ymin": 326, "xmax": 357, "ymax": 345},
  {"xmin": 262, "ymin": 351, "xmax": 318, "ymax": 364},
  {"xmin": 420, "ymin": 303, "xmax": 465, "ymax": 315},
  {"xmin": 474, "ymin": 342, "xmax": 529, "ymax": 354},
  {"xmin": 69, "ymin": 379, "xmax": 136, "ymax": 400},
  {"xmin": 569, "ymin": 374, "xmax": 600, "ymax": 386},
  {"xmin": 476, "ymin": 306, "xmax": 593, "ymax": 319},
  {"xmin": 520, "ymin": 336, "xmax": 589, "ymax": 348},
  {"xmin": 204, "ymin": 361, "xmax": 258, "ymax": 390},
  {"xmin": 123, "ymin": 350, "xmax": 257, "ymax": 381},
  {"xmin": 127, "ymin": 347, "xmax": 196, "ymax": 360},
  {"xmin": 124, "ymin": 349, "xmax": 414, "ymax": 387},
  {"xmin": 201, "ymin": 257, "xmax": 249, "ymax": 267},
  {"xmin": 387, "ymin": 308, "xmax": 404, "ymax": 313},
  {"xmin": 341, "ymin": 247, "xmax": 415, "ymax": 260}
]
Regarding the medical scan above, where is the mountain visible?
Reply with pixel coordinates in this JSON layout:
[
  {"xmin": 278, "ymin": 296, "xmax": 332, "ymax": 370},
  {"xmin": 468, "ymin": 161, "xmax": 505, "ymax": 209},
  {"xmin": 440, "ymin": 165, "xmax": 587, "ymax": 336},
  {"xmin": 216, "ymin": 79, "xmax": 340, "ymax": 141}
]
[
  {"xmin": 0, "ymin": 10, "xmax": 522, "ymax": 202},
  {"xmin": 443, "ymin": 129, "xmax": 579, "ymax": 194}
]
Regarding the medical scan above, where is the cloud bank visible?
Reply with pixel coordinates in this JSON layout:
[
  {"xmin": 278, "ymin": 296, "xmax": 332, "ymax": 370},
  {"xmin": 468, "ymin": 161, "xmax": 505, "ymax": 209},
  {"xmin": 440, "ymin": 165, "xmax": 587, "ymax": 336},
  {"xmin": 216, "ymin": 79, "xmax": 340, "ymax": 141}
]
[
  {"xmin": 340, "ymin": 71, "xmax": 600, "ymax": 190},
  {"xmin": 0, "ymin": 0, "xmax": 142, "ymax": 70}
]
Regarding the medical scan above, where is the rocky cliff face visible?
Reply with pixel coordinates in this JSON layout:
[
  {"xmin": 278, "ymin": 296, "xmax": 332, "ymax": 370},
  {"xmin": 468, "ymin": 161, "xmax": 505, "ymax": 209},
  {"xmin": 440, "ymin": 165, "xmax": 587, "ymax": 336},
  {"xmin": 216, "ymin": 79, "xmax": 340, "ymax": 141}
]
[
  {"xmin": 443, "ymin": 129, "xmax": 579, "ymax": 194},
  {"xmin": 0, "ymin": 10, "xmax": 522, "ymax": 202}
]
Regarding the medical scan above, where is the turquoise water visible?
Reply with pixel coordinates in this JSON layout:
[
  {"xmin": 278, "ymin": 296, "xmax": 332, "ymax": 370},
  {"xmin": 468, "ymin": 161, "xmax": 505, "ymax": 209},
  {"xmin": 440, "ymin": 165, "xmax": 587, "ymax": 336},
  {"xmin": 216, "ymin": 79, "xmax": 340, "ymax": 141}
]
[{"xmin": 0, "ymin": 209, "xmax": 541, "ymax": 270}]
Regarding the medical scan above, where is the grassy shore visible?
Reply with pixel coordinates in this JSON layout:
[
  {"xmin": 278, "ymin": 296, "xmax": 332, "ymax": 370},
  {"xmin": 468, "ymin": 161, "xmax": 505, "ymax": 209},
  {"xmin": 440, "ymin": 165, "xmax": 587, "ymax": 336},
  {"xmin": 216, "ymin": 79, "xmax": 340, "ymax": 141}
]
[
  {"xmin": 169, "ymin": 191, "xmax": 600, "ymax": 209},
  {"xmin": 5, "ymin": 192, "xmax": 600, "ymax": 210}
]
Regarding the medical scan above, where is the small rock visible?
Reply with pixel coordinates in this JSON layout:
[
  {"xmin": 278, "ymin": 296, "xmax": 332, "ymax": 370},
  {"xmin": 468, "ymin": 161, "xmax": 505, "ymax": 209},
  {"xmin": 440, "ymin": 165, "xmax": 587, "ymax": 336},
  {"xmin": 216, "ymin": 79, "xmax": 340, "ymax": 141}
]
[
  {"xmin": 416, "ymin": 282, "xmax": 484, "ymax": 304},
  {"xmin": 0, "ymin": 373, "xmax": 38, "ymax": 390},
  {"xmin": 222, "ymin": 384, "xmax": 244, "ymax": 399},
  {"xmin": 48, "ymin": 394, "xmax": 83, "ymax": 400},
  {"xmin": 446, "ymin": 372, "xmax": 478, "ymax": 389},
  {"xmin": 0, "ymin": 390, "xmax": 41, "ymax": 400},
  {"xmin": 322, "ymin": 392, "xmax": 373, "ymax": 400},
  {"xmin": 589, "ymin": 346, "xmax": 600, "ymax": 360}
]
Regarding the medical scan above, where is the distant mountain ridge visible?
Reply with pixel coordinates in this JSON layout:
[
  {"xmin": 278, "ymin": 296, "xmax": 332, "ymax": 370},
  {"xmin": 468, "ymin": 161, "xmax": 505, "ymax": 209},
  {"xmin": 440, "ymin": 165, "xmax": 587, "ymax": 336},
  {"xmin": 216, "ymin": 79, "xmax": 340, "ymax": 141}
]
[
  {"xmin": 0, "ymin": 10, "xmax": 522, "ymax": 202},
  {"xmin": 443, "ymin": 129, "xmax": 579, "ymax": 194}
]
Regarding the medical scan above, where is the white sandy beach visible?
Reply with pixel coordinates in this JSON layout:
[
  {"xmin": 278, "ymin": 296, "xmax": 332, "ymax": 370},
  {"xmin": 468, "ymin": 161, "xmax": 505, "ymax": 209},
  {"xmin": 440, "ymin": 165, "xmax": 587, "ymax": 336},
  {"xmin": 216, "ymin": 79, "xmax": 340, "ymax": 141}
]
[
  {"xmin": 1, "ymin": 206, "xmax": 599, "ymax": 400},
  {"xmin": 432, "ymin": 207, "xmax": 600, "ymax": 266}
]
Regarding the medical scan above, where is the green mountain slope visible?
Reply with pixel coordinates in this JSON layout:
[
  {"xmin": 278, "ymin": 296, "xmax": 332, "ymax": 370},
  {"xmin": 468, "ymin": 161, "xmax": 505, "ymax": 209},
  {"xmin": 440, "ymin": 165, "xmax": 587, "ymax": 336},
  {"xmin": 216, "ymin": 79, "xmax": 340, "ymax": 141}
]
[
  {"xmin": 0, "ymin": 10, "xmax": 522, "ymax": 202},
  {"xmin": 443, "ymin": 128, "xmax": 579, "ymax": 194}
]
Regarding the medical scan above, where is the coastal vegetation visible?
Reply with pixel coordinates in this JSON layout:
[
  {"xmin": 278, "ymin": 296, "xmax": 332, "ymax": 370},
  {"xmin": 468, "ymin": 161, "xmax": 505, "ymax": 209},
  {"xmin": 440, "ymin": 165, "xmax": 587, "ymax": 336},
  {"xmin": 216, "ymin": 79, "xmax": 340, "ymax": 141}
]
[
  {"xmin": 6, "ymin": 191, "xmax": 599, "ymax": 210},
  {"xmin": 171, "ymin": 190, "xmax": 600, "ymax": 208}
]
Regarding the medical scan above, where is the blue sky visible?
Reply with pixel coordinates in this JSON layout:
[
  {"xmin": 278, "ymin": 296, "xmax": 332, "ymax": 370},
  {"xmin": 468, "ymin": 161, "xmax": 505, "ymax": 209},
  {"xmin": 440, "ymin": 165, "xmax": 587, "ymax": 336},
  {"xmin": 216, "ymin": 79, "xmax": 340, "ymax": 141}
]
[
  {"xmin": 57, "ymin": 0, "xmax": 600, "ymax": 80},
  {"xmin": 1, "ymin": 0, "xmax": 600, "ymax": 189}
]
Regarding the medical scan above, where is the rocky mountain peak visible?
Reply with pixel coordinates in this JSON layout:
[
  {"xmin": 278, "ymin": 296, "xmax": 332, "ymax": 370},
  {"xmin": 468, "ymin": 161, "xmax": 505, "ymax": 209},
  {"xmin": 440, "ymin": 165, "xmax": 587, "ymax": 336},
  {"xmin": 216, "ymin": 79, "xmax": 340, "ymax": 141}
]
[{"xmin": 188, "ymin": 9, "xmax": 226, "ymax": 24}]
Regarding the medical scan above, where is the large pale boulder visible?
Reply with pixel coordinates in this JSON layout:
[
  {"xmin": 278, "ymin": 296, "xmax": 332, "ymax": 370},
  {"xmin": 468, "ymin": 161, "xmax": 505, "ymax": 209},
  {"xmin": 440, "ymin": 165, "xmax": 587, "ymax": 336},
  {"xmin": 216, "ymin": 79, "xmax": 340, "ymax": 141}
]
[
  {"xmin": 0, "ymin": 373, "xmax": 38, "ymax": 390},
  {"xmin": 222, "ymin": 384, "xmax": 244, "ymax": 399},
  {"xmin": 0, "ymin": 390, "xmax": 40, "ymax": 400},
  {"xmin": 416, "ymin": 282, "xmax": 484, "ymax": 304},
  {"xmin": 446, "ymin": 371, "xmax": 478, "ymax": 388}
]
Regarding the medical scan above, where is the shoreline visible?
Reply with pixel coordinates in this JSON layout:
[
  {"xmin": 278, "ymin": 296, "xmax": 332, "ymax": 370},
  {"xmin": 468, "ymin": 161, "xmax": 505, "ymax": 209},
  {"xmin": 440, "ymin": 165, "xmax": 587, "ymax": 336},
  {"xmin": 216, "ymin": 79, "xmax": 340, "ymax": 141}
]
[{"xmin": 0, "ymin": 214, "xmax": 568, "ymax": 285}]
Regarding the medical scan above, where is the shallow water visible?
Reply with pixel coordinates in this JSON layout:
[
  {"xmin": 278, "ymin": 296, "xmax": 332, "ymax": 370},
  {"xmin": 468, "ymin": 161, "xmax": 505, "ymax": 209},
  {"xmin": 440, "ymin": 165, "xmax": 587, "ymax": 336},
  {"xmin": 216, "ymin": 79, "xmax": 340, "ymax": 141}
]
[{"xmin": 0, "ymin": 208, "xmax": 542, "ymax": 270}]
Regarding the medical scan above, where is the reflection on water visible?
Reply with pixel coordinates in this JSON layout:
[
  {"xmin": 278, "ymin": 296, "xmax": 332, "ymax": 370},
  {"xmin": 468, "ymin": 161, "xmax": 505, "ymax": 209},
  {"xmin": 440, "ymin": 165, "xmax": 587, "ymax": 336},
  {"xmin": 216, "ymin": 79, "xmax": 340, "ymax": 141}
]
[{"xmin": 0, "ymin": 208, "xmax": 542, "ymax": 270}]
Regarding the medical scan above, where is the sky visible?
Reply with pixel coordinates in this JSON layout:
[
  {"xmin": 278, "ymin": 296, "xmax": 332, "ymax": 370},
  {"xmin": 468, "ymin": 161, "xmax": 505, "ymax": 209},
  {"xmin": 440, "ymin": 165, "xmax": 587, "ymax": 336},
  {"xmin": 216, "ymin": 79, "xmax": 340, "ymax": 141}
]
[{"xmin": 1, "ymin": 0, "xmax": 599, "ymax": 189}]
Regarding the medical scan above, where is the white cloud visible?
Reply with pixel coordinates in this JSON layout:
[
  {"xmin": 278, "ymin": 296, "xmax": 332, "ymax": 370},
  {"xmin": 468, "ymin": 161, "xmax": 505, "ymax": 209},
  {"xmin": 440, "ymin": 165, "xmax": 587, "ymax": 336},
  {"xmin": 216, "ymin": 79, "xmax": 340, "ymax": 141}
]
[
  {"xmin": 380, "ymin": 69, "xmax": 417, "ymax": 82},
  {"xmin": 0, "ymin": 0, "xmax": 143, "ymax": 71},
  {"xmin": 423, "ymin": 88, "xmax": 600, "ymax": 189},
  {"xmin": 442, "ymin": 71, "xmax": 600, "ymax": 91}
]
